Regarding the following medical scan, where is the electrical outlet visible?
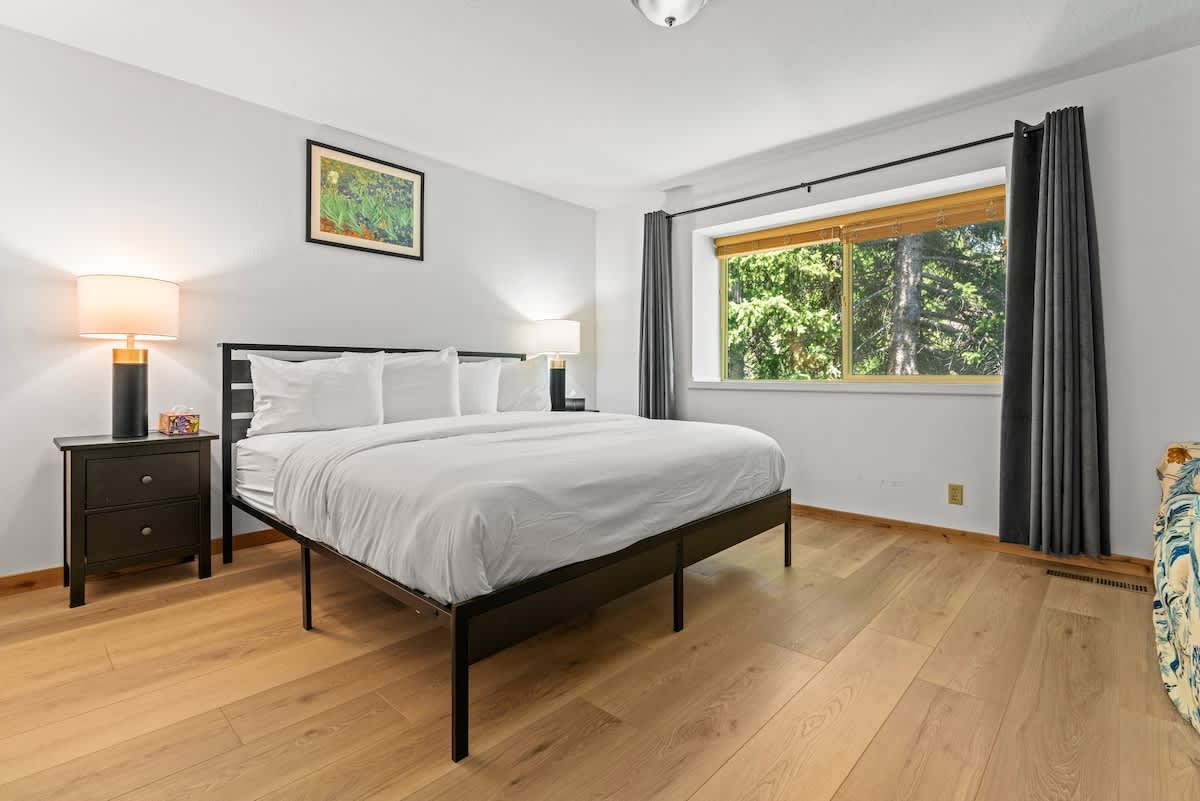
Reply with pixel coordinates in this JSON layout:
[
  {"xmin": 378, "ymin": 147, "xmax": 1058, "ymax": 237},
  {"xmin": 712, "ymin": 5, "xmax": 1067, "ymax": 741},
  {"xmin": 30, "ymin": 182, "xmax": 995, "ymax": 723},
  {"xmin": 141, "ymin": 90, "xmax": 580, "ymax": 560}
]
[{"xmin": 948, "ymin": 483, "xmax": 964, "ymax": 505}]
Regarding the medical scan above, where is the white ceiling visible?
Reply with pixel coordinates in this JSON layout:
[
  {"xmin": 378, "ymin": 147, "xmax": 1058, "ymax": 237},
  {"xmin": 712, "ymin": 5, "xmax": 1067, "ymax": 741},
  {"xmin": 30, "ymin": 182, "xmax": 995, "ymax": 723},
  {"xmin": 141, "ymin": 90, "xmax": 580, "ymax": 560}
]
[{"xmin": 3, "ymin": 0, "xmax": 1199, "ymax": 208}]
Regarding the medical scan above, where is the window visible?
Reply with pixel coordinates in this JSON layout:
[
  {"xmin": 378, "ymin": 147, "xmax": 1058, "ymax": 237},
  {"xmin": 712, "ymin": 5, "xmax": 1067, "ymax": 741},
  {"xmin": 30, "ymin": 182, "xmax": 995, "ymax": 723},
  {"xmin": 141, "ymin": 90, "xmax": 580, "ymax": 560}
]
[{"xmin": 718, "ymin": 185, "xmax": 1006, "ymax": 382}]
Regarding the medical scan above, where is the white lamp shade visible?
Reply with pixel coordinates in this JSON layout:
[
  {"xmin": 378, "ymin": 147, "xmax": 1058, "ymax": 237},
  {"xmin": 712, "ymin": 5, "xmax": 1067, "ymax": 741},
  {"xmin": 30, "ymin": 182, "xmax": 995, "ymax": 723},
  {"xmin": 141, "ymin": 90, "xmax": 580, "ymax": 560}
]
[
  {"xmin": 77, "ymin": 275, "xmax": 179, "ymax": 340},
  {"xmin": 534, "ymin": 319, "xmax": 581, "ymax": 355}
]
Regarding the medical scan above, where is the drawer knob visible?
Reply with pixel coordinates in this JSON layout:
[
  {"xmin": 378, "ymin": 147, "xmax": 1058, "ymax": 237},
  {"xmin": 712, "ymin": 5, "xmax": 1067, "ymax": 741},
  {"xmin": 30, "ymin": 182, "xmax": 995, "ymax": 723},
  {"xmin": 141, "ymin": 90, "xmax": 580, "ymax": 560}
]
[
  {"xmin": 141, "ymin": 475, "xmax": 153, "ymax": 485},
  {"xmin": 141, "ymin": 526, "xmax": 153, "ymax": 537}
]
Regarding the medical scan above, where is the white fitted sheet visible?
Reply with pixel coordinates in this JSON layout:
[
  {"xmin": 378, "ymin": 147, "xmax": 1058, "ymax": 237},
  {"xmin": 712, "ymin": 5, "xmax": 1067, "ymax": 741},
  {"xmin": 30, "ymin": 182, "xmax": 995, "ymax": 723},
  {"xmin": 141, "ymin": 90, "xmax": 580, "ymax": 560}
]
[
  {"xmin": 272, "ymin": 412, "xmax": 785, "ymax": 605},
  {"xmin": 234, "ymin": 431, "xmax": 322, "ymax": 516}
]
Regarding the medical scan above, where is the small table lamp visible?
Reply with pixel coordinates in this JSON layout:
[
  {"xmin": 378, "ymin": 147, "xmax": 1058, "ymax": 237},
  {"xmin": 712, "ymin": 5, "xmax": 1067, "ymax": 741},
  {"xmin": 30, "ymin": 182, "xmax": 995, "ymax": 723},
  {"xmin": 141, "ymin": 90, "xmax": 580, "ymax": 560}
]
[
  {"xmin": 77, "ymin": 275, "xmax": 180, "ymax": 438},
  {"xmin": 535, "ymin": 319, "xmax": 581, "ymax": 412}
]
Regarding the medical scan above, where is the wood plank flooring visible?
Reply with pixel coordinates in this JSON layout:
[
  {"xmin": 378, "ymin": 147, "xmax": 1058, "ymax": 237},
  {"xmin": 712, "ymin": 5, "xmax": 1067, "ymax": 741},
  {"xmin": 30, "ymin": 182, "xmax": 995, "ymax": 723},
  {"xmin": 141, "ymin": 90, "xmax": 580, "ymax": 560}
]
[{"xmin": 0, "ymin": 516, "xmax": 1193, "ymax": 801}]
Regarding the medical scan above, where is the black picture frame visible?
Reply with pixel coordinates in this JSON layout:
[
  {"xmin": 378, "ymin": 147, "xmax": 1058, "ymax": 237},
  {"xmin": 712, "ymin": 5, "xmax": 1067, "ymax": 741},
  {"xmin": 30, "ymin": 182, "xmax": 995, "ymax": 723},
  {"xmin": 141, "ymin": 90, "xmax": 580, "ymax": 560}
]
[{"xmin": 305, "ymin": 139, "xmax": 425, "ymax": 261}]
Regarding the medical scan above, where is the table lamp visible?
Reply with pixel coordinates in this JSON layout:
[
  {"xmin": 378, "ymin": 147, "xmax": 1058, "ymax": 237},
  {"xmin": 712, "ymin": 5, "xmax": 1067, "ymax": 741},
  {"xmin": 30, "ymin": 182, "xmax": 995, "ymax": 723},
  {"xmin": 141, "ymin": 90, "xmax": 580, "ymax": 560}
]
[
  {"xmin": 535, "ymin": 319, "xmax": 580, "ymax": 412},
  {"xmin": 77, "ymin": 275, "xmax": 179, "ymax": 438}
]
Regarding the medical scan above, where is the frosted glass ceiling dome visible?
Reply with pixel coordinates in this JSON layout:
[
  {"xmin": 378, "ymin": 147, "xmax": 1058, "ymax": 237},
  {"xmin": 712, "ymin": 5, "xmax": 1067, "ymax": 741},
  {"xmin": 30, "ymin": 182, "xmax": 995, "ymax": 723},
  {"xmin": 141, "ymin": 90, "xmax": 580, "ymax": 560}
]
[{"xmin": 630, "ymin": 0, "xmax": 710, "ymax": 28}]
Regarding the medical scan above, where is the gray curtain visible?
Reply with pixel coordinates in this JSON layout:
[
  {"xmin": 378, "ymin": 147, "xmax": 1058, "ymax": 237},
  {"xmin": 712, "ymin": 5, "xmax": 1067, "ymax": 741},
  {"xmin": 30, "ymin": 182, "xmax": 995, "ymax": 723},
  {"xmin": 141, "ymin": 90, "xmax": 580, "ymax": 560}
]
[
  {"xmin": 999, "ymin": 107, "xmax": 1109, "ymax": 556},
  {"xmin": 639, "ymin": 210, "xmax": 675, "ymax": 419}
]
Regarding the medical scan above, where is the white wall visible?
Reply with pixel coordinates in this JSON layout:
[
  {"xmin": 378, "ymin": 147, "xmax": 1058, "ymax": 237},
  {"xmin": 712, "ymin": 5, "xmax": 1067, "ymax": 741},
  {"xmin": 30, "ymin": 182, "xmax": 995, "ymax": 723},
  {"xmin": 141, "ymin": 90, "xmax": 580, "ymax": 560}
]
[
  {"xmin": 595, "ymin": 198, "xmax": 662, "ymax": 414},
  {"xmin": 597, "ymin": 43, "xmax": 1200, "ymax": 559},
  {"xmin": 0, "ymin": 27, "xmax": 596, "ymax": 576}
]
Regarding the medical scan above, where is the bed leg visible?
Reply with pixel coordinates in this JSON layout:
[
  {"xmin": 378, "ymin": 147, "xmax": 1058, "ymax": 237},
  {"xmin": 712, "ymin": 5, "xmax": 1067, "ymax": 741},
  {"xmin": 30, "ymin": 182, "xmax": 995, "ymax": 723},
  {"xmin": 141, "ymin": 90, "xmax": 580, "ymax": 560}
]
[
  {"xmin": 301, "ymin": 546, "xmax": 312, "ymax": 631},
  {"xmin": 451, "ymin": 616, "xmax": 469, "ymax": 762},
  {"xmin": 222, "ymin": 498, "xmax": 233, "ymax": 564},
  {"xmin": 784, "ymin": 512, "xmax": 792, "ymax": 568},
  {"xmin": 673, "ymin": 542, "xmax": 685, "ymax": 632}
]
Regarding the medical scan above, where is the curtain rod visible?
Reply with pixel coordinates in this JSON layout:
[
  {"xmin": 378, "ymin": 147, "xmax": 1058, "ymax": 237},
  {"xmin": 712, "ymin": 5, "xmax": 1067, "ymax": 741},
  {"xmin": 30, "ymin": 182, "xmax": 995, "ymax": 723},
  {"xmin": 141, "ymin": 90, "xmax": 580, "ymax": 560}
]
[{"xmin": 666, "ymin": 126, "xmax": 1042, "ymax": 220}]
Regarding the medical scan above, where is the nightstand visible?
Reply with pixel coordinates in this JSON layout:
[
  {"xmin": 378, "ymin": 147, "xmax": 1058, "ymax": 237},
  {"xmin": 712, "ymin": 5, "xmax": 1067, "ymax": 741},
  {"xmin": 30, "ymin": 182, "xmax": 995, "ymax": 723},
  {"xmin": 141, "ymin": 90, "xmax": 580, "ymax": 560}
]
[{"xmin": 53, "ymin": 431, "xmax": 218, "ymax": 607}]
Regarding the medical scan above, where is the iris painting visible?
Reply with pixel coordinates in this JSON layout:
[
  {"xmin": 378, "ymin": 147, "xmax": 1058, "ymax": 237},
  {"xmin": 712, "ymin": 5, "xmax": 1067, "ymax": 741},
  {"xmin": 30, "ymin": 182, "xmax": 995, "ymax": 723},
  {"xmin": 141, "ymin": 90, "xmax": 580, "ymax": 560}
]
[{"xmin": 306, "ymin": 140, "xmax": 424, "ymax": 260}]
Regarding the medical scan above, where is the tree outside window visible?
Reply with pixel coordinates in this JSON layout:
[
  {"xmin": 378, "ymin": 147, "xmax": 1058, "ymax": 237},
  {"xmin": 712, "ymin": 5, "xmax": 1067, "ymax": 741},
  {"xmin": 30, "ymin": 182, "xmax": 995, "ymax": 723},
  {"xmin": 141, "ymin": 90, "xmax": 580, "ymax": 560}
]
[{"xmin": 721, "ymin": 186, "xmax": 1006, "ymax": 382}]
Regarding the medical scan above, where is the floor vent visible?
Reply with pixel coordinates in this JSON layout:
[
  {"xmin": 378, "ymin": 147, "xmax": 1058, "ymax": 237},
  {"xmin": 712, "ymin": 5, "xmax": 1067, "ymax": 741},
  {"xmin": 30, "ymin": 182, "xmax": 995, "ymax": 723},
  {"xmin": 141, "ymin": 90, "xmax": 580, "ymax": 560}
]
[{"xmin": 1045, "ymin": 568, "xmax": 1150, "ymax": 594}]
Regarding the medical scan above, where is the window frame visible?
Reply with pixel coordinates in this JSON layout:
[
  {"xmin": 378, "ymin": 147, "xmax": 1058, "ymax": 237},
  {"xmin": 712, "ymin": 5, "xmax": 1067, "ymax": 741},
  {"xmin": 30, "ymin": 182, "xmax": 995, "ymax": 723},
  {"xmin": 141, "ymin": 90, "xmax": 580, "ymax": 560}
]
[{"xmin": 718, "ymin": 184, "xmax": 1006, "ymax": 385}]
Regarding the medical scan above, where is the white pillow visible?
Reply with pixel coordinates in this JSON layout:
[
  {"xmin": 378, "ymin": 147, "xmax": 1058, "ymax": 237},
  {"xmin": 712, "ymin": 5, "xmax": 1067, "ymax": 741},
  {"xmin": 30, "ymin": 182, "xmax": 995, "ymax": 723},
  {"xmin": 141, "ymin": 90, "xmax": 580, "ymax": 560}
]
[
  {"xmin": 247, "ymin": 352, "xmax": 383, "ymax": 436},
  {"xmin": 459, "ymin": 359, "xmax": 501, "ymax": 415},
  {"xmin": 377, "ymin": 348, "xmax": 461, "ymax": 422},
  {"xmin": 498, "ymin": 355, "xmax": 551, "ymax": 412}
]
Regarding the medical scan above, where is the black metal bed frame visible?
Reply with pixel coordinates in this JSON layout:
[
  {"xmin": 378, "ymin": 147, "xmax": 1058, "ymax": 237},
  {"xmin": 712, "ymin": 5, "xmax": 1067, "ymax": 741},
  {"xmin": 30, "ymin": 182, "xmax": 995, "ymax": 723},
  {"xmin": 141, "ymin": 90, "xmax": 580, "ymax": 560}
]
[{"xmin": 220, "ymin": 342, "xmax": 792, "ymax": 761}]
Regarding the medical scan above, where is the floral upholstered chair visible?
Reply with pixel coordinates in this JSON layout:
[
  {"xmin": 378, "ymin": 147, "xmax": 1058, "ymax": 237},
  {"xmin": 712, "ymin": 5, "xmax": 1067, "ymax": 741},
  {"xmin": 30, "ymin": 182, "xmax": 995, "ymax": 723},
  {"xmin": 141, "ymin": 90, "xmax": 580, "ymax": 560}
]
[{"xmin": 1154, "ymin": 444, "xmax": 1200, "ymax": 734}]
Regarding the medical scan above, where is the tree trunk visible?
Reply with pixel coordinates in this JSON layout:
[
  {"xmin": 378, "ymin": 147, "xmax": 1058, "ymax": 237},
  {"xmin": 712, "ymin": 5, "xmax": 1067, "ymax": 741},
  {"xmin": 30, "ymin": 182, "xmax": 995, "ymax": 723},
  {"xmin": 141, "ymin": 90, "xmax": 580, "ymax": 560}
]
[{"xmin": 887, "ymin": 235, "xmax": 923, "ymax": 374}]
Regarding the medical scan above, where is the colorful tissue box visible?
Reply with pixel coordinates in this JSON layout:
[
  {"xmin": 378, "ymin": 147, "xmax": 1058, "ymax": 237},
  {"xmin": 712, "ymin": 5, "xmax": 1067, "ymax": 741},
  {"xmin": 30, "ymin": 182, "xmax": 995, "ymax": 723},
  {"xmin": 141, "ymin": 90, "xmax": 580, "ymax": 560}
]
[{"xmin": 158, "ymin": 411, "xmax": 200, "ymax": 435}]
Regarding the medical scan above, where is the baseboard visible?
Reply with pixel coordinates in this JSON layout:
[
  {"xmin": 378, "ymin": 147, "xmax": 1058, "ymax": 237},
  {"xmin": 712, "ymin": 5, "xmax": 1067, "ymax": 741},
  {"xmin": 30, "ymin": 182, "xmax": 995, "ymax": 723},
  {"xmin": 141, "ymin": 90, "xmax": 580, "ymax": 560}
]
[
  {"xmin": 791, "ymin": 503, "xmax": 1153, "ymax": 579},
  {"xmin": 0, "ymin": 528, "xmax": 289, "ymax": 599},
  {"xmin": 2, "ymin": 509, "xmax": 1152, "ymax": 599},
  {"xmin": 218, "ymin": 528, "xmax": 290, "ymax": 553},
  {"xmin": 0, "ymin": 566, "xmax": 63, "ymax": 599}
]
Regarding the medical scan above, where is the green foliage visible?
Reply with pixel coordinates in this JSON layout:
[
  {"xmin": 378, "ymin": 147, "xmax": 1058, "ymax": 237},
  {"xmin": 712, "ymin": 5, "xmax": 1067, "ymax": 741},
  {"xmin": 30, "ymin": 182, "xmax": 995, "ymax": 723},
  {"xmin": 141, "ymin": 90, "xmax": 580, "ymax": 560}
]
[
  {"xmin": 851, "ymin": 222, "xmax": 1006, "ymax": 376},
  {"xmin": 318, "ymin": 157, "xmax": 414, "ymax": 246},
  {"xmin": 725, "ymin": 221, "xmax": 1006, "ymax": 380},
  {"xmin": 726, "ymin": 243, "xmax": 842, "ymax": 380}
]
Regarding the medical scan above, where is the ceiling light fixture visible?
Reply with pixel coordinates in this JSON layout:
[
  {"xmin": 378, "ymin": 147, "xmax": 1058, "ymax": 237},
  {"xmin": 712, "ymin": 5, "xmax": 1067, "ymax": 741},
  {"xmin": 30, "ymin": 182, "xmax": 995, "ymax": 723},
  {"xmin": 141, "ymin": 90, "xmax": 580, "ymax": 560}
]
[{"xmin": 630, "ymin": 0, "xmax": 709, "ymax": 28}]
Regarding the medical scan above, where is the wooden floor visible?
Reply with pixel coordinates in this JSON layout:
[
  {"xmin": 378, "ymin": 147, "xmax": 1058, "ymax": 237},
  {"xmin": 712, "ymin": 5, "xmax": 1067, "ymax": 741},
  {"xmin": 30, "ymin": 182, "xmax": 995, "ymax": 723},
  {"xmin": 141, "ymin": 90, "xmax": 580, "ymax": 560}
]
[{"xmin": 0, "ymin": 515, "xmax": 1195, "ymax": 801}]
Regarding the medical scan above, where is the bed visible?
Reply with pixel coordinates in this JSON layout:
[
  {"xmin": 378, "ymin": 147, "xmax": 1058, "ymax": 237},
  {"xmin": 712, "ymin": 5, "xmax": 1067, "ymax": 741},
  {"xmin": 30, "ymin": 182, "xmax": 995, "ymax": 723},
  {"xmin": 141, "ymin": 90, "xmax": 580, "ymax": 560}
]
[{"xmin": 220, "ymin": 343, "xmax": 792, "ymax": 760}]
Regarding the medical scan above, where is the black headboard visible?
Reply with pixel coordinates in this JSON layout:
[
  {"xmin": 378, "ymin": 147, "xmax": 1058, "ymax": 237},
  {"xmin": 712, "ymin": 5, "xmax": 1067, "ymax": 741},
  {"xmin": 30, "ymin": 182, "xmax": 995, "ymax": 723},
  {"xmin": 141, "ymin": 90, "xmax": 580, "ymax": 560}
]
[{"xmin": 218, "ymin": 342, "xmax": 525, "ymax": 522}]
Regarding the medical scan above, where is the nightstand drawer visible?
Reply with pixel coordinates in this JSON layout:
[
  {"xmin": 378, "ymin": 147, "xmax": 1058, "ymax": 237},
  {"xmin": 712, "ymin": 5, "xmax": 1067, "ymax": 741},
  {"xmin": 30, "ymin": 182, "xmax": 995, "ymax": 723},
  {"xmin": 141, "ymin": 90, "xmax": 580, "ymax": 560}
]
[
  {"xmin": 86, "ymin": 451, "xmax": 200, "ymax": 508},
  {"xmin": 87, "ymin": 500, "xmax": 202, "ymax": 562}
]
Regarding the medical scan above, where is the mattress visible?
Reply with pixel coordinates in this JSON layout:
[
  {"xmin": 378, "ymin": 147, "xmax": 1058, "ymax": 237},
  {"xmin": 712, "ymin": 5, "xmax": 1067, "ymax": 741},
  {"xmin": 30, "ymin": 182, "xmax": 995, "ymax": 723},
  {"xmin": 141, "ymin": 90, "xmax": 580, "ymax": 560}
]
[
  {"xmin": 269, "ymin": 412, "xmax": 785, "ymax": 605},
  {"xmin": 234, "ymin": 431, "xmax": 321, "ymax": 517}
]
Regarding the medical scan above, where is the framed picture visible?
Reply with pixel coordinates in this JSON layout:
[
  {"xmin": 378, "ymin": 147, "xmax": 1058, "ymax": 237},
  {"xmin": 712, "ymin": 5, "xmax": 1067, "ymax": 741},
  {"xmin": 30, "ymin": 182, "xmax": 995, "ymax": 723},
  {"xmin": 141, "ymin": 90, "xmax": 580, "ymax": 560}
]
[{"xmin": 306, "ymin": 140, "xmax": 424, "ymax": 260}]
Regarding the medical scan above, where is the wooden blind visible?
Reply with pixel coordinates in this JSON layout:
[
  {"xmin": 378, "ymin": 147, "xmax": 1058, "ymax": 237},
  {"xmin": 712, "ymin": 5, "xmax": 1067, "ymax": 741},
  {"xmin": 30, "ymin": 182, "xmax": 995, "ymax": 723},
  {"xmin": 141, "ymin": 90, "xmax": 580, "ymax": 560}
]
[{"xmin": 714, "ymin": 184, "xmax": 1006, "ymax": 258}]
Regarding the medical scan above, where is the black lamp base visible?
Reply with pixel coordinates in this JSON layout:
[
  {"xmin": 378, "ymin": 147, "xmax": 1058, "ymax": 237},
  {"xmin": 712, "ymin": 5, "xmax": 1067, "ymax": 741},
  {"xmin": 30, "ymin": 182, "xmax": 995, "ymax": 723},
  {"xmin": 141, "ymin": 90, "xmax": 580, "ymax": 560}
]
[
  {"xmin": 549, "ymin": 361, "xmax": 566, "ymax": 412},
  {"xmin": 112, "ymin": 350, "xmax": 148, "ymax": 438}
]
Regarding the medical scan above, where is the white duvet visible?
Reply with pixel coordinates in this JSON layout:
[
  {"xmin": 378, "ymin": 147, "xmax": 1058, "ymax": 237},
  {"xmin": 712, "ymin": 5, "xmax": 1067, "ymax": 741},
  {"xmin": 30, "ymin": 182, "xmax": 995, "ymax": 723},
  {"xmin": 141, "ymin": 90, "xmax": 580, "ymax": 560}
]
[{"xmin": 274, "ymin": 412, "xmax": 785, "ymax": 604}]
